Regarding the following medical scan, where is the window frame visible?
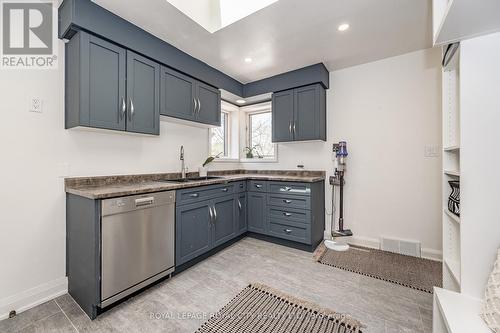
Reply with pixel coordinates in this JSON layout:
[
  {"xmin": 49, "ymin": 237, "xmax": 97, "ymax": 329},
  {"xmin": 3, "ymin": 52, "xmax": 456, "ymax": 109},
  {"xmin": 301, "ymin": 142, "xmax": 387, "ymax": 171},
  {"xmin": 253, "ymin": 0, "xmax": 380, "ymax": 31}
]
[
  {"xmin": 242, "ymin": 102, "xmax": 278, "ymax": 163},
  {"xmin": 209, "ymin": 110, "xmax": 229, "ymax": 158}
]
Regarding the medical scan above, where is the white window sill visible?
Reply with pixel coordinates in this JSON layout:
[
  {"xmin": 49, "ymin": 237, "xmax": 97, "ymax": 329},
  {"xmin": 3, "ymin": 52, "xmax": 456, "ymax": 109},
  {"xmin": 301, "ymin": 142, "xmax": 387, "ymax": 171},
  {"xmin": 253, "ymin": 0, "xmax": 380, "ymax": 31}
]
[
  {"xmin": 212, "ymin": 157, "xmax": 278, "ymax": 163},
  {"xmin": 212, "ymin": 158, "xmax": 240, "ymax": 163},
  {"xmin": 240, "ymin": 158, "xmax": 278, "ymax": 163}
]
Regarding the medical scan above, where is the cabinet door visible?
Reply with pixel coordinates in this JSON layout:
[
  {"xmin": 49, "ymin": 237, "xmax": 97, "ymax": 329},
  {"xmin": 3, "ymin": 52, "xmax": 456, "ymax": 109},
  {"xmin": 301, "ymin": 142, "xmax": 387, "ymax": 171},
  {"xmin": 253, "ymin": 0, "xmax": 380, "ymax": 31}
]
[
  {"xmin": 160, "ymin": 66, "xmax": 196, "ymax": 121},
  {"xmin": 196, "ymin": 81, "xmax": 221, "ymax": 126},
  {"xmin": 175, "ymin": 201, "xmax": 212, "ymax": 266},
  {"xmin": 293, "ymin": 84, "xmax": 322, "ymax": 141},
  {"xmin": 236, "ymin": 193, "xmax": 247, "ymax": 235},
  {"xmin": 247, "ymin": 192, "xmax": 267, "ymax": 234},
  {"xmin": 85, "ymin": 34, "xmax": 126, "ymax": 131},
  {"xmin": 126, "ymin": 51, "xmax": 160, "ymax": 135},
  {"xmin": 212, "ymin": 195, "xmax": 236, "ymax": 247},
  {"xmin": 272, "ymin": 89, "xmax": 294, "ymax": 142}
]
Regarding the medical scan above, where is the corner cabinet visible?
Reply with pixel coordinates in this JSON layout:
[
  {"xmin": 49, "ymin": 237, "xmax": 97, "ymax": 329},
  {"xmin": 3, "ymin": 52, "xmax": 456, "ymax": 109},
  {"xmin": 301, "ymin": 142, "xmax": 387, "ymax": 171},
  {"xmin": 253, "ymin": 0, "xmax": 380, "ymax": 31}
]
[
  {"xmin": 65, "ymin": 31, "xmax": 160, "ymax": 135},
  {"xmin": 160, "ymin": 66, "xmax": 221, "ymax": 126},
  {"xmin": 272, "ymin": 83, "xmax": 326, "ymax": 142}
]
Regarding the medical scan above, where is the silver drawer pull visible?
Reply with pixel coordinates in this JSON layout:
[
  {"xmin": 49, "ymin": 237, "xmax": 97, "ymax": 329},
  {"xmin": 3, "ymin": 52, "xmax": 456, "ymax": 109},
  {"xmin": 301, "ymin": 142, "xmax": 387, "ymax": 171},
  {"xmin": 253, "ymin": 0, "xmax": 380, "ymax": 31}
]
[
  {"xmin": 283, "ymin": 199, "xmax": 292, "ymax": 204},
  {"xmin": 189, "ymin": 193, "xmax": 199, "ymax": 198},
  {"xmin": 284, "ymin": 229, "xmax": 292, "ymax": 234},
  {"xmin": 238, "ymin": 199, "xmax": 242, "ymax": 211},
  {"xmin": 240, "ymin": 184, "xmax": 244, "ymax": 188},
  {"xmin": 135, "ymin": 197, "xmax": 154, "ymax": 207},
  {"xmin": 283, "ymin": 212, "xmax": 292, "ymax": 217},
  {"xmin": 221, "ymin": 188, "xmax": 228, "ymax": 192},
  {"xmin": 255, "ymin": 184, "xmax": 263, "ymax": 188},
  {"xmin": 281, "ymin": 186, "xmax": 291, "ymax": 192}
]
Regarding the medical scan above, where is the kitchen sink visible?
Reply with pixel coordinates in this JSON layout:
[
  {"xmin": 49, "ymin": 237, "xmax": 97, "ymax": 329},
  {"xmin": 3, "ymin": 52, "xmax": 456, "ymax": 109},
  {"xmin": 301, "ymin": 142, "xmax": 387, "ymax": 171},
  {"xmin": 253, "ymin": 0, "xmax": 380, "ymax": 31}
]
[{"xmin": 159, "ymin": 176, "xmax": 224, "ymax": 183}]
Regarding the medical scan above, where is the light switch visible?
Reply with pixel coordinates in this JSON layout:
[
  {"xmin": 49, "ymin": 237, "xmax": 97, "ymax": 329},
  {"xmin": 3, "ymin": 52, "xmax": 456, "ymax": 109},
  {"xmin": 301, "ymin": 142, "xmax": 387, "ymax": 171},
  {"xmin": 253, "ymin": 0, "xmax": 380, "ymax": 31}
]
[{"xmin": 424, "ymin": 145, "xmax": 440, "ymax": 157}]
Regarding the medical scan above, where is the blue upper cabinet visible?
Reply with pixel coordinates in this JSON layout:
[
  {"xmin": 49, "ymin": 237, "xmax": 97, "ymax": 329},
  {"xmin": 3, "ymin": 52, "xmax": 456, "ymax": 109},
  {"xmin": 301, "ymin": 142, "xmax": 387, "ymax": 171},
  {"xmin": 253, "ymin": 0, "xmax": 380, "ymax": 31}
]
[
  {"xmin": 272, "ymin": 90, "xmax": 294, "ymax": 142},
  {"xmin": 160, "ymin": 66, "xmax": 221, "ymax": 126},
  {"xmin": 271, "ymin": 84, "xmax": 326, "ymax": 142},
  {"xmin": 126, "ymin": 51, "xmax": 160, "ymax": 135},
  {"xmin": 196, "ymin": 81, "xmax": 221, "ymax": 126},
  {"xmin": 65, "ymin": 32, "xmax": 160, "ymax": 135},
  {"xmin": 160, "ymin": 66, "xmax": 197, "ymax": 122}
]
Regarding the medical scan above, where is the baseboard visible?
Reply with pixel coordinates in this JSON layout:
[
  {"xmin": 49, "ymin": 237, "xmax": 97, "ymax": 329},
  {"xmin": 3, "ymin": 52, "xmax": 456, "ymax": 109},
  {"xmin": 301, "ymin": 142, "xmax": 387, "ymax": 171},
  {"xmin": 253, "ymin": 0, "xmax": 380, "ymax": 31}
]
[
  {"xmin": 325, "ymin": 234, "xmax": 443, "ymax": 262},
  {"xmin": 0, "ymin": 277, "xmax": 68, "ymax": 321}
]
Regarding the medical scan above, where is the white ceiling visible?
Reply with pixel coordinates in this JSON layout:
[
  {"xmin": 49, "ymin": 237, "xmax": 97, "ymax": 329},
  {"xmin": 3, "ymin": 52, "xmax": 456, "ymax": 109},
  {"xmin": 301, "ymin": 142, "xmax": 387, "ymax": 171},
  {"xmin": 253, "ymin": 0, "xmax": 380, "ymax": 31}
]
[{"xmin": 93, "ymin": 0, "xmax": 432, "ymax": 84}]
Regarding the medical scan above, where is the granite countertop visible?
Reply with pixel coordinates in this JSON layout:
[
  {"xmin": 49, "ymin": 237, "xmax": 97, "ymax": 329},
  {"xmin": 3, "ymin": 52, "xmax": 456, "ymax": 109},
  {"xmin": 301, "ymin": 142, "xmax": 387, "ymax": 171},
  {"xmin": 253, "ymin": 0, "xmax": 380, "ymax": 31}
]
[{"xmin": 65, "ymin": 170, "xmax": 325, "ymax": 200}]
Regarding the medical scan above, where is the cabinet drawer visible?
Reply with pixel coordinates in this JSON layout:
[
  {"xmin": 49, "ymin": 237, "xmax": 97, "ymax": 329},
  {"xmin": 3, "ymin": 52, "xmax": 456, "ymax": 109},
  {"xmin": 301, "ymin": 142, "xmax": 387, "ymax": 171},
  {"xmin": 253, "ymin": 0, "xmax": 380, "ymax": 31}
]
[
  {"xmin": 268, "ymin": 194, "xmax": 310, "ymax": 210},
  {"xmin": 248, "ymin": 180, "xmax": 268, "ymax": 192},
  {"xmin": 268, "ymin": 182, "xmax": 311, "ymax": 196},
  {"xmin": 268, "ymin": 206, "xmax": 310, "ymax": 224},
  {"xmin": 177, "ymin": 184, "xmax": 233, "ymax": 205},
  {"xmin": 233, "ymin": 181, "xmax": 247, "ymax": 193},
  {"xmin": 268, "ymin": 220, "xmax": 310, "ymax": 244}
]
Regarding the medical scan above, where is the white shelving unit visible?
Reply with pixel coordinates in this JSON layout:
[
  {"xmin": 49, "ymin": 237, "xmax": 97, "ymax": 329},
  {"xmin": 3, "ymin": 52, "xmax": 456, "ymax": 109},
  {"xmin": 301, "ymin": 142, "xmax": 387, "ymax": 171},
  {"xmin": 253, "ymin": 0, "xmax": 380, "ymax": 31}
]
[
  {"xmin": 433, "ymin": 288, "xmax": 489, "ymax": 333},
  {"xmin": 442, "ymin": 45, "xmax": 461, "ymax": 293}
]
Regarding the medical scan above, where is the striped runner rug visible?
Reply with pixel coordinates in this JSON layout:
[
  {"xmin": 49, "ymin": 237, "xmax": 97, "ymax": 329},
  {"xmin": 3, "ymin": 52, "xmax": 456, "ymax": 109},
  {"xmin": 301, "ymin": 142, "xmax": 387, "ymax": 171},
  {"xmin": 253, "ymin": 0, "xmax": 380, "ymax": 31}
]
[{"xmin": 196, "ymin": 283, "xmax": 363, "ymax": 333}]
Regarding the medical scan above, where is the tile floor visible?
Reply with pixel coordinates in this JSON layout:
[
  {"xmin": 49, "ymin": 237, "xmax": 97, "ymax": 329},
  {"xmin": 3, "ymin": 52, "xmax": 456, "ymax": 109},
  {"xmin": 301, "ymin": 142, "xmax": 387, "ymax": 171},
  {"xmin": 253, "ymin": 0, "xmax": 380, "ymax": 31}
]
[{"xmin": 0, "ymin": 237, "xmax": 433, "ymax": 333}]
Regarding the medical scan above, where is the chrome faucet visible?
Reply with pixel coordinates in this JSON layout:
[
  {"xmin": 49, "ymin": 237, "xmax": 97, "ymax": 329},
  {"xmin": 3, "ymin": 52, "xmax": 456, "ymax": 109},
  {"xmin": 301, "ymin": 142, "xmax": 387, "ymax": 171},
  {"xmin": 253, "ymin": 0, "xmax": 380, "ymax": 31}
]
[{"xmin": 180, "ymin": 146, "xmax": 187, "ymax": 179}]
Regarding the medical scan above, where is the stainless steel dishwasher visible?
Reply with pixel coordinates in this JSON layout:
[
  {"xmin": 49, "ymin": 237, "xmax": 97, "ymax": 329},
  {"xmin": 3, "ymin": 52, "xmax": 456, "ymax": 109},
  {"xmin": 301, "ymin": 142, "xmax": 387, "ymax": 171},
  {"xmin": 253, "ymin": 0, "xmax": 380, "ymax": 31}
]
[{"xmin": 100, "ymin": 191, "xmax": 175, "ymax": 307}]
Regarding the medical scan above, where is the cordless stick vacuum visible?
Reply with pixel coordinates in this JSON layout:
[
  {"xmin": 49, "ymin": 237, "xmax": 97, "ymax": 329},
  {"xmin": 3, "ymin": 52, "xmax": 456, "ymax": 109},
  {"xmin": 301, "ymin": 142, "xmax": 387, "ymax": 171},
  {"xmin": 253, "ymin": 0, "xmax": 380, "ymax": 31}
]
[{"xmin": 325, "ymin": 141, "xmax": 353, "ymax": 251}]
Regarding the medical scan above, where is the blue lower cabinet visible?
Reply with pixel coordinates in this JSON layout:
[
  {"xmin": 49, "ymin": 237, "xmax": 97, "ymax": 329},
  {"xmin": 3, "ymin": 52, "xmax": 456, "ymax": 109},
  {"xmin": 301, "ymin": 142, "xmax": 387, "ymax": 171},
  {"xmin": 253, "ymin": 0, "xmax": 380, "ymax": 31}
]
[
  {"xmin": 247, "ymin": 192, "xmax": 267, "ymax": 233},
  {"xmin": 212, "ymin": 195, "xmax": 236, "ymax": 247},
  {"xmin": 175, "ymin": 200, "xmax": 212, "ymax": 266},
  {"xmin": 235, "ymin": 192, "xmax": 247, "ymax": 235},
  {"xmin": 268, "ymin": 220, "xmax": 310, "ymax": 244},
  {"xmin": 176, "ymin": 185, "xmax": 239, "ymax": 266},
  {"xmin": 175, "ymin": 180, "xmax": 325, "ymax": 266}
]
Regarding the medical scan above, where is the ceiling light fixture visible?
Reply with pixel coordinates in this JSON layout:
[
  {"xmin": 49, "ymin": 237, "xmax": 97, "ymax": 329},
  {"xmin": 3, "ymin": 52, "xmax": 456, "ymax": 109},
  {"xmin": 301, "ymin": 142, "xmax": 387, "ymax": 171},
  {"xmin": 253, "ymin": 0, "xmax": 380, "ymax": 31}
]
[
  {"xmin": 244, "ymin": 57, "xmax": 252, "ymax": 63},
  {"xmin": 337, "ymin": 23, "xmax": 350, "ymax": 32},
  {"xmin": 236, "ymin": 99, "xmax": 246, "ymax": 104}
]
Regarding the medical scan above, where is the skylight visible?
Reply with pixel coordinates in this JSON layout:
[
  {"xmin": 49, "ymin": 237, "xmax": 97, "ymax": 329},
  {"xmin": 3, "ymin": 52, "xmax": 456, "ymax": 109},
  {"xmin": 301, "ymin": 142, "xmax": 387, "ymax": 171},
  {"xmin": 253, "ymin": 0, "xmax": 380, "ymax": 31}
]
[{"xmin": 166, "ymin": 0, "xmax": 279, "ymax": 33}]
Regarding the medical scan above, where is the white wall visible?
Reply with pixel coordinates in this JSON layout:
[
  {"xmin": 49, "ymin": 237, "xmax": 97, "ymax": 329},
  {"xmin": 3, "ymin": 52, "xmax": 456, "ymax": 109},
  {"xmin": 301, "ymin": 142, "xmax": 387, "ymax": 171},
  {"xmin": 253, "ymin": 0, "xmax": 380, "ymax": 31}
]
[
  {"xmin": 0, "ymin": 45, "xmax": 442, "ymax": 318},
  {"xmin": 0, "ymin": 40, "xmax": 210, "ymax": 318},
  {"xmin": 460, "ymin": 32, "xmax": 500, "ymax": 299},
  {"xmin": 215, "ymin": 48, "xmax": 443, "ymax": 259}
]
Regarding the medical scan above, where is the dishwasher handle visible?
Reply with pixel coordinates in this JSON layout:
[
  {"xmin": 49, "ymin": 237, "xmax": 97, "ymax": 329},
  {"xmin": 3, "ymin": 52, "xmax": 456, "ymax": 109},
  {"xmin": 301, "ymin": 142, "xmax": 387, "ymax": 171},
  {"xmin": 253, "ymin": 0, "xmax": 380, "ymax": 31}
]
[{"xmin": 135, "ymin": 197, "xmax": 155, "ymax": 207}]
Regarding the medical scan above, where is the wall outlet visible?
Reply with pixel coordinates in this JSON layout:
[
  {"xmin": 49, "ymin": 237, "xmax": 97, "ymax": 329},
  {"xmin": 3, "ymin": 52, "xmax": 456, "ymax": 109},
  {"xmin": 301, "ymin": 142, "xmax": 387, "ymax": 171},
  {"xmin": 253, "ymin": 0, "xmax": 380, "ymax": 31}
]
[{"xmin": 29, "ymin": 97, "xmax": 43, "ymax": 113}]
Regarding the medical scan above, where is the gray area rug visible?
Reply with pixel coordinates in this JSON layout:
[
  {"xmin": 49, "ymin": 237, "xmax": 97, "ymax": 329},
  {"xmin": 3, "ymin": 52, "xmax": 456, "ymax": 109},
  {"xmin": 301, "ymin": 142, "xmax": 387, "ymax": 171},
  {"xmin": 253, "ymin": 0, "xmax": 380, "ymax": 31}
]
[
  {"xmin": 314, "ymin": 243, "xmax": 442, "ymax": 293},
  {"xmin": 196, "ymin": 283, "xmax": 363, "ymax": 333}
]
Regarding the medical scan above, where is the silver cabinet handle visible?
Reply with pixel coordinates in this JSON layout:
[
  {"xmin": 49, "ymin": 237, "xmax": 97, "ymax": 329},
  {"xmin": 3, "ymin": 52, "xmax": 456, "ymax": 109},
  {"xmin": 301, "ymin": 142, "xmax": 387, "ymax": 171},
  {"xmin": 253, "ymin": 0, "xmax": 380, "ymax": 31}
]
[
  {"xmin": 281, "ymin": 187, "xmax": 291, "ymax": 192},
  {"xmin": 189, "ymin": 193, "xmax": 199, "ymax": 198},
  {"xmin": 283, "ymin": 199, "xmax": 292, "ymax": 204},
  {"xmin": 193, "ymin": 98, "xmax": 197, "ymax": 115},
  {"xmin": 283, "ymin": 212, "xmax": 292, "ymax": 217},
  {"xmin": 284, "ymin": 229, "xmax": 292, "ymax": 234},
  {"xmin": 239, "ymin": 184, "xmax": 244, "ymax": 188},
  {"xmin": 255, "ymin": 184, "xmax": 263, "ymax": 188},
  {"xmin": 213, "ymin": 205, "xmax": 217, "ymax": 222},
  {"xmin": 289, "ymin": 120, "xmax": 292, "ymax": 134},
  {"xmin": 197, "ymin": 98, "xmax": 201, "ymax": 115},
  {"xmin": 221, "ymin": 188, "xmax": 228, "ymax": 192},
  {"xmin": 121, "ymin": 97, "xmax": 126, "ymax": 119},
  {"xmin": 129, "ymin": 98, "xmax": 135, "ymax": 118},
  {"xmin": 293, "ymin": 122, "xmax": 296, "ymax": 136},
  {"xmin": 238, "ymin": 199, "xmax": 242, "ymax": 211},
  {"xmin": 208, "ymin": 206, "xmax": 214, "ymax": 223},
  {"xmin": 135, "ymin": 197, "xmax": 154, "ymax": 207}
]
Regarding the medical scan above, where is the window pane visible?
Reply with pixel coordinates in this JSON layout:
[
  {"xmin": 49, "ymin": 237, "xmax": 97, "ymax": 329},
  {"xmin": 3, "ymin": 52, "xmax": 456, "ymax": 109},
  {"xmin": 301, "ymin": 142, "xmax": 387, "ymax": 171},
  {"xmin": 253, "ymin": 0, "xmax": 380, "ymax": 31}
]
[
  {"xmin": 210, "ymin": 112, "xmax": 227, "ymax": 157},
  {"xmin": 249, "ymin": 112, "xmax": 274, "ymax": 157}
]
